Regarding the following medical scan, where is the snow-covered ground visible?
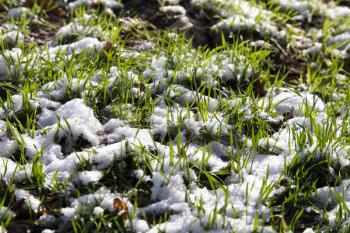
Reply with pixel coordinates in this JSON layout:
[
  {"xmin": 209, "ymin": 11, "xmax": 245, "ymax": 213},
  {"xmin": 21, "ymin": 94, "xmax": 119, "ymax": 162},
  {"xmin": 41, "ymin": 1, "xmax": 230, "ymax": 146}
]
[{"xmin": 0, "ymin": 0, "xmax": 350, "ymax": 232}]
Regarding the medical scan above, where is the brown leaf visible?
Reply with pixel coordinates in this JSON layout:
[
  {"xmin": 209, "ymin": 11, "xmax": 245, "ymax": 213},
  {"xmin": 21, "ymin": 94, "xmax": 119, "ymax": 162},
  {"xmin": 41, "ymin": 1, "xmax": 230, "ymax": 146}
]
[
  {"xmin": 113, "ymin": 197, "xmax": 129, "ymax": 220},
  {"xmin": 37, "ymin": 206, "xmax": 49, "ymax": 217}
]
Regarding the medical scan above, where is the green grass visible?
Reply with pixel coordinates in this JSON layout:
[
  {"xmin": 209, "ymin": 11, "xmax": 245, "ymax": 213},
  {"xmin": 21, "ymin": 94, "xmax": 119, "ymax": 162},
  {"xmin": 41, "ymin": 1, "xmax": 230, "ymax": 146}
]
[{"xmin": 0, "ymin": 0, "xmax": 350, "ymax": 232}]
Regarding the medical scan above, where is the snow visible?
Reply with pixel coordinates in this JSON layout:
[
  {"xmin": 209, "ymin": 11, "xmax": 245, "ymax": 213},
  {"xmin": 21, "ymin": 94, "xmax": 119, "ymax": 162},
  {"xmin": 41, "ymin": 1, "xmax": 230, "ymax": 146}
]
[
  {"xmin": 6, "ymin": 7, "xmax": 34, "ymax": 20},
  {"xmin": 90, "ymin": 141, "xmax": 127, "ymax": 169},
  {"xmin": 51, "ymin": 22, "xmax": 89, "ymax": 46},
  {"xmin": 38, "ymin": 214, "xmax": 56, "ymax": 226},
  {"xmin": 0, "ymin": 48, "xmax": 22, "ymax": 81},
  {"xmin": 303, "ymin": 42, "xmax": 322, "ymax": 55},
  {"xmin": 327, "ymin": 32, "xmax": 350, "ymax": 51},
  {"xmin": 328, "ymin": 32, "xmax": 350, "ymax": 45},
  {"xmin": 143, "ymin": 56, "xmax": 169, "ymax": 93},
  {"xmin": 61, "ymin": 207, "xmax": 76, "ymax": 220},
  {"xmin": 39, "ymin": 77, "xmax": 70, "ymax": 101},
  {"xmin": 41, "ymin": 230, "xmax": 55, "ymax": 233},
  {"xmin": 325, "ymin": 6, "xmax": 350, "ymax": 19},
  {"xmin": 55, "ymin": 22, "xmax": 84, "ymax": 38},
  {"xmin": 0, "ymin": 120, "xmax": 6, "ymax": 137},
  {"xmin": 134, "ymin": 137, "xmax": 280, "ymax": 231},
  {"xmin": 277, "ymin": 0, "xmax": 314, "ymax": 13},
  {"xmin": 39, "ymin": 98, "xmax": 103, "ymax": 147},
  {"xmin": 0, "ymin": 138, "xmax": 17, "ymax": 157},
  {"xmin": 68, "ymin": 0, "xmax": 123, "ymax": 11},
  {"xmin": 93, "ymin": 206, "xmax": 104, "ymax": 215},
  {"xmin": 160, "ymin": 5, "xmax": 187, "ymax": 15},
  {"xmin": 0, "ymin": 0, "xmax": 349, "ymax": 231},
  {"xmin": 0, "ymin": 157, "xmax": 27, "ymax": 181},
  {"xmin": 134, "ymin": 41, "xmax": 154, "ymax": 51},
  {"xmin": 48, "ymin": 37, "xmax": 106, "ymax": 58},
  {"xmin": 165, "ymin": 0, "xmax": 181, "ymax": 4},
  {"xmin": 76, "ymin": 170, "xmax": 103, "ymax": 185},
  {"xmin": 61, "ymin": 187, "xmax": 131, "ymax": 221},
  {"xmin": 261, "ymin": 89, "xmax": 325, "ymax": 117},
  {"xmin": 168, "ymin": 85, "xmax": 219, "ymax": 112},
  {"xmin": 315, "ymin": 178, "xmax": 350, "ymax": 228},
  {"xmin": 147, "ymin": 214, "xmax": 201, "ymax": 233},
  {"xmin": 209, "ymin": 0, "xmax": 285, "ymax": 40},
  {"xmin": 15, "ymin": 189, "xmax": 41, "ymax": 213},
  {"xmin": 0, "ymin": 206, "xmax": 15, "ymax": 219},
  {"xmin": 1, "ymin": 31, "xmax": 24, "ymax": 48},
  {"xmin": 132, "ymin": 219, "xmax": 150, "ymax": 232}
]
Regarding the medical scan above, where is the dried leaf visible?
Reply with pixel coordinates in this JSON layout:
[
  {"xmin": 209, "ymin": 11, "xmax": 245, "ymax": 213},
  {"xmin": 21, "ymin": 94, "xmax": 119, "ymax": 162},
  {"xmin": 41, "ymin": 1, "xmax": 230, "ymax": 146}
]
[
  {"xmin": 113, "ymin": 197, "xmax": 129, "ymax": 220},
  {"xmin": 37, "ymin": 206, "xmax": 49, "ymax": 217}
]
